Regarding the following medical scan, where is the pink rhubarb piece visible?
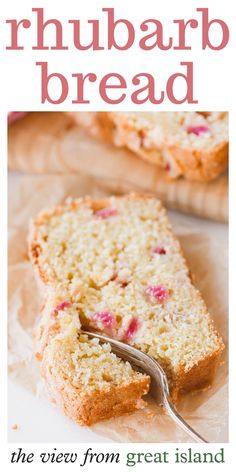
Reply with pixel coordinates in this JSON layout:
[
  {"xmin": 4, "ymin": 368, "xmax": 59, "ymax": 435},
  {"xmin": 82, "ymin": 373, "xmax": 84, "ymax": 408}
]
[
  {"xmin": 93, "ymin": 311, "xmax": 116, "ymax": 330},
  {"xmin": 95, "ymin": 208, "xmax": 118, "ymax": 219},
  {"xmin": 187, "ymin": 125, "xmax": 209, "ymax": 136},
  {"xmin": 123, "ymin": 317, "xmax": 139, "ymax": 341},
  {"xmin": 51, "ymin": 301, "xmax": 71, "ymax": 318},
  {"xmin": 146, "ymin": 285, "xmax": 169, "ymax": 302},
  {"xmin": 152, "ymin": 246, "xmax": 166, "ymax": 255}
]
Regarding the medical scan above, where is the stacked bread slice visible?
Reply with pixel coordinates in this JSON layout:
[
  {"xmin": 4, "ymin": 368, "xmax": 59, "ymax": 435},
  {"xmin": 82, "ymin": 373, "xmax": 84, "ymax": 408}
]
[
  {"xmin": 67, "ymin": 112, "xmax": 228, "ymax": 182},
  {"xmin": 35, "ymin": 297, "xmax": 149, "ymax": 425},
  {"xmin": 29, "ymin": 194, "xmax": 224, "ymax": 425}
]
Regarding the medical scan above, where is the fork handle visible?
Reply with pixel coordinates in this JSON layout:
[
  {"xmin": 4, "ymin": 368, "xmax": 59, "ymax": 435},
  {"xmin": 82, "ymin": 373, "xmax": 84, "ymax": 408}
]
[{"xmin": 163, "ymin": 396, "xmax": 208, "ymax": 443}]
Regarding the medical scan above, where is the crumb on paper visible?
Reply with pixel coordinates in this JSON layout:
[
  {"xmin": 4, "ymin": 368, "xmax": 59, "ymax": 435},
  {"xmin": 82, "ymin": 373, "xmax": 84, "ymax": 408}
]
[{"xmin": 11, "ymin": 423, "xmax": 18, "ymax": 430}]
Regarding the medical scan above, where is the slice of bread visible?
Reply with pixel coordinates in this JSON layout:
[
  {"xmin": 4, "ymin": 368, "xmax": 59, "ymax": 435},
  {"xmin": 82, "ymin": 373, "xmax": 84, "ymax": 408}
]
[
  {"xmin": 67, "ymin": 112, "xmax": 228, "ymax": 182},
  {"xmin": 29, "ymin": 194, "xmax": 224, "ymax": 410},
  {"xmin": 33, "ymin": 295, "xmax": 150, "ymax": 426}
]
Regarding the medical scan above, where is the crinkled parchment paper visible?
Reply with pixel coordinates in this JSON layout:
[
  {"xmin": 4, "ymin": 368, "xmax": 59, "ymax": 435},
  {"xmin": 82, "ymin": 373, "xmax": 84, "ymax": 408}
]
[{"xmin": 8, "ymin": 172, "xmax": 228, "ymax": 442}]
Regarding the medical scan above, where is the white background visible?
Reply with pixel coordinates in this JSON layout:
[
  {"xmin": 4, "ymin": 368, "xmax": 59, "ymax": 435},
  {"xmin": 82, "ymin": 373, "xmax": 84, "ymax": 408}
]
[
  {"xmin": 0, "ymin": 0, "xmax": 235, "ymax": 470},
  {"xmin": 0, "ymin": 0, "xmax": 234, "ymax": 110}
]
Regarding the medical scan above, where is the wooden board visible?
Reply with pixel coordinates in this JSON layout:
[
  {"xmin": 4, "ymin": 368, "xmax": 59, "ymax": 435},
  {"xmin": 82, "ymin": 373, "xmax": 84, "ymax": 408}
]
[{"xmin": 8, "ymin": 112, "xmax": 228, "ymax": 223}]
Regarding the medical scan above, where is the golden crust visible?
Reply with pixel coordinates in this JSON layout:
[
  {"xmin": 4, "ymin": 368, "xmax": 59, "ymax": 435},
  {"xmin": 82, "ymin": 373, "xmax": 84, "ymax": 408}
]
[
  {"xmin": 172, "ymin": 346, "xmax": 223, "ymax": 402},
  {"xmin": 153, "ymin": 141, "xmax": 228, "ymax": 182},
  {"xmin": 41, "ymin": 350, "xmax": 150, "ymax": 426}
]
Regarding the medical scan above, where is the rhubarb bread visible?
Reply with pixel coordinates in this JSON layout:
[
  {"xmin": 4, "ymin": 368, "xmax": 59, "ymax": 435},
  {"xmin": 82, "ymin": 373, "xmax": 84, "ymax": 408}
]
[
  {"xmin": 29, "ymin": 194, "xmax": 224, "ymax": 407},
  {"xmin": 67, "ymin": 111, "xmax": 228, "ymax": 182}
]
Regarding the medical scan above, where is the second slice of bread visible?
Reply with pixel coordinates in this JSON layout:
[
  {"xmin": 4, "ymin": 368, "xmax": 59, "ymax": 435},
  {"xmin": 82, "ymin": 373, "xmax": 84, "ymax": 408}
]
[{"xmin": 33, "ymin": 296, "xmax": 150, "ymax": 426}]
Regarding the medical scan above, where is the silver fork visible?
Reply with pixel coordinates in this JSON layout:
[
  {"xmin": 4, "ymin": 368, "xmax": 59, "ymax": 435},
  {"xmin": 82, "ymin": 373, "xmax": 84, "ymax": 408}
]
[{"xmin": 81, "ymin": 329, "xmax": 208, "ymax": 443}]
